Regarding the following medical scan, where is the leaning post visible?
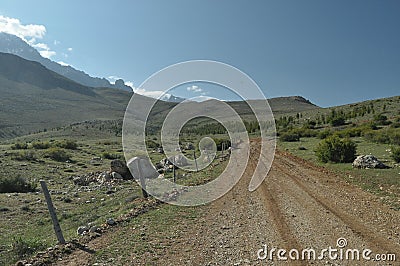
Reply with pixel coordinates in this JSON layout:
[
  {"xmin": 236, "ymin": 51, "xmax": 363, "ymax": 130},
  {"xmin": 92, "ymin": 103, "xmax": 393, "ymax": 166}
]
[
  {"xmin": 40, "ymin": 180, "xmax": 65, "ymax": 244},
  {"xmin": 193, "ymin": 151, "xmax": 199, "ymax": 172}
]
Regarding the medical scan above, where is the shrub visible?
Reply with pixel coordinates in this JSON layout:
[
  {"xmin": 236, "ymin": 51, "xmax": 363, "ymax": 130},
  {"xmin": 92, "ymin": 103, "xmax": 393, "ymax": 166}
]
[
  {"xmin": 280, "ymin": 132, "xmax": 300, "ymax": 142},
  {"xmin": 214, "ymin": 139, "xmax": 231, "ymax": 151},
  {"xmin": 373, "ymin": 114, "xmax": 391, "ymax": 125},
  {"xmin": 12, "ymin": 151, "xmax": 36, "ymax": 161},
  {"xmin": 56, "ymin": 140, "xmax": 78, "ymax": 150},
  {"xmin": 330, "ymin": 116, "xmax": 346, "ymax": 127},
  {"xmin": 31, "ymin": 141, "xmax": 51, "ymax": 149},
  {"xmin": 318, "ymin": 129, "xmax": 332, "ymax": 139},
  {"xmin": 11, "ymin": 142, "xmax": 28, "ymax": 150},
  {"xmin": 0, "ymin": 176, "xmax": 37, "ymax": 193},
  {"xmin": 102, "ymin": 152, "xmax": 122, "ymax": 160},
  {"xmin": 11, "ymin": 237, "xmax": 45, "ymax": 259},
  {"xmin": 315, "ymin": 136, "xmax": 357, "ymax": 163},
  {"xmin": 391, "ymin": 146, "xmax": 400, "ymax": 163},
  {"xmin": 44, "ymin": 148, "xmax": 70, "ymax": 162},
  {"xmin": 146, "ymin": 140, "xmax": 160, "ymax": 149}
]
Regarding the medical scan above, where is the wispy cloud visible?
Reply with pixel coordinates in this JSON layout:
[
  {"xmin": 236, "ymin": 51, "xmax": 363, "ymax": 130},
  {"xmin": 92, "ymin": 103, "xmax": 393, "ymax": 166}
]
[
  {"xmin": 57, "ymin": 61, "xmax": 70, "ymax": 66},
  {"xmin": 133, "ymin": 87, "xmax": 170, "ymax": 99},
  {"xmin": 67, "ymin": 47, "xmax": 73, "ymax": 52},
  {"xmin": 0, "ymin": 15, "xmax": 57, "ymax": 59},
  {"xmin": 187, "ymin": 85, "xmax": 203, "ymax": 93}
]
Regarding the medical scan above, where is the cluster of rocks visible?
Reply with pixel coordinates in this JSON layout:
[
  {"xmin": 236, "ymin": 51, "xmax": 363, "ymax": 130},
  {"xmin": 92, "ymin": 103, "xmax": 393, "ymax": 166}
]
[
  {"xmin": 162, "ymin": 187, "xmax": 189, "ymax": 202},
  {"xmin": 76, "ymin": 218, "xmax": 116, "ymax": 236},
  {"xmin": 352, "ymin": 155, "xmax": 389, "ymax": 169},
  {"xmin": 76, "ymin": 222, "xmax": 101, "ymax": 236},
  {"xmin": 155, "ymin": 154, "xmax": 189, "ymax": 173},
  {"xmin": 72, "ymin": 159, "xmax": 134, "ymax": 186}
]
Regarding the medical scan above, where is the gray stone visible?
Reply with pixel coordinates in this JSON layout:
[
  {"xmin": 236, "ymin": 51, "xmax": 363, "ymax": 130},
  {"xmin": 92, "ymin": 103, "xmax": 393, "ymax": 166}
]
[
  {"xmin": 111, "ymin": 172, "xmax": 123, "ymax": 180},
  {"xmin": 106, "ymin": 218, "xmax": 116, "ymax": 225},
  {"xmin": 77, "ymin": 226, "xmax": 89, "ymax": 235},
  {"xmin": 352, "ymin": 155, "xmax": 389, "ymax": 169},
  {"xmin": 110, "ymin": 159, "xmax": 131, "ymax": 179}
]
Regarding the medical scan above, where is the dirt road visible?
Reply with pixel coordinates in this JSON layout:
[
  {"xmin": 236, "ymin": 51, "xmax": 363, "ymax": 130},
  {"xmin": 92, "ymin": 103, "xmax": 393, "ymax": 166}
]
[{"xmin": 56, "ymin": 139, "xmax": 399, "ymax": 265}]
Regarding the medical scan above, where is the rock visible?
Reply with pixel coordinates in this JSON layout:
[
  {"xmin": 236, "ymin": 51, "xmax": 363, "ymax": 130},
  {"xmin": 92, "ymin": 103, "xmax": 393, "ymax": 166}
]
[
  {"xmin": 97, "ymin": 171, "xmax": 112, "ymax": 182},
  {"xmin": 186, "ymin": 143, "xmax": 194, "ymax": 150},
  {"xmin": 110, "ymin": 159, "xmax": 132, "ymax": 179},
  {"xmin": 73, "ymin": 176, "xmax": 89, "ymax": 186},
  {"xmin": 106, "ymin": 218, "xmax": 116, "ymax": 225},
  {"xmin": 127, "ymin": 157, "xmax": 158, "ymax": 180},
  {"xmin": 77, "ymin": 226, "xmax": 89, "ymax": 235},
  {"xmin": 156, "ymin": 147, "xmax": 164, "ymax": 154},
  {"xmin": 89, "ymin": 225, "xmax": 99, "ymax": 233},
  {"xmin": 352, "ymin": 155, "xmax": 389, "ymax": 169},
  {"xmin": 170, "ymin": 154, "xmax": 188, "ymax": 167},
  {"xmin": 111, "ymin": 172, "xmax": 123, "ymax": 180}
]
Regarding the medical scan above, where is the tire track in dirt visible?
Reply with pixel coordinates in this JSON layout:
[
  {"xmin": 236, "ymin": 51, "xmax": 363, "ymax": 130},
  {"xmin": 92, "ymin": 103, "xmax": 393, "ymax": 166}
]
[{"xmin": 273, "ymin": 153, "xmax": 400, "ymax": 255}]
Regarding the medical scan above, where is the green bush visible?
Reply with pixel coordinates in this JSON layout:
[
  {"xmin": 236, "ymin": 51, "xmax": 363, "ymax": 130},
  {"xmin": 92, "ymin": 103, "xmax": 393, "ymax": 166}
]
[
  {"xmin": 146, "ymin": 139, "xmax": 160, "ymax": 149},
  {"xmin": 363, "ymin": 128, "xmax": 400, "ymax": 145},
  {"xmin": 31, "ymin": 141, "xmax": 51, "ymax": 149},
  {"xmin": 373, "ymin": 114, "xmax": 391, "ymax": 125},
  {"xmin": 330, "ymin": 116, "xmax": 346, "ymax": 127},
  {"xmin": 391, "ymin": 146, "xmax": 400, "ymax": 163},
  {"xmin": 44, "ymin": 148, "xmax": 70, "ymax": 162},
  {"xmin": 315, "ymin": 136, "xmax": 357, "ymax": 163},
  {"xmin": 317, "ymin": 129, "xmax": 332, "ymax": 139},
  {"xmin": 0, "ymin": 176, "xmax": 37, "ymax": 193},
  {"xmin": 292, "ymin": 127, "xmax": 318, "ymax": 138},
  {"xmin": 12, "ymin": 151, "xmax": 36, "ymax": 161},
  {"xmin": 11, "ymin": 237, "xmax": 45, "ymax": 259},
  {"xmin": 10, "ymin": 142, "xmax": 28, "ymax": 150},
  {"xmin": 280, "ymin": 132, "xmax": 300, "ymax": 142},
  {"xmin": 56, "ymin": 140, "xmax": 78, "ymax": 150},
  {"xmin": 102, "ymin": 152, "xmax": 122, "ymax": 160}
]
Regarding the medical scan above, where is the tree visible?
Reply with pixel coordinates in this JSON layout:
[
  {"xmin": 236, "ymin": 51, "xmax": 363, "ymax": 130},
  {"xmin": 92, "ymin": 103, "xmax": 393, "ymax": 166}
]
[{"xmin": 315, "ymin": 136, "xmax": 357, "ymax": 163}]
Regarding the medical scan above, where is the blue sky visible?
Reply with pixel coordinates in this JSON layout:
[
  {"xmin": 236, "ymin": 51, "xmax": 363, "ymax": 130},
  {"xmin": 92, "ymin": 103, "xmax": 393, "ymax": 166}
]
[{"xmin": 0, "ymin": 0, "xmax": 399, "ymax": 107}]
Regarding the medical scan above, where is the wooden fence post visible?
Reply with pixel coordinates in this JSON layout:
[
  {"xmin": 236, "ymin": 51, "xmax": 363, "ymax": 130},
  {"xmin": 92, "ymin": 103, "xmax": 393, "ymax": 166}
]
[
  {"xmin": 173, "ymin": 156, "xmax": 176, "ymax": 183},
  {"xmin": 40, "ymin": 180, "xmax": 65, "ymax": 244},
  {"xmin": 193, "ymin": 151, "xmax": 198, "ymax": 172}
]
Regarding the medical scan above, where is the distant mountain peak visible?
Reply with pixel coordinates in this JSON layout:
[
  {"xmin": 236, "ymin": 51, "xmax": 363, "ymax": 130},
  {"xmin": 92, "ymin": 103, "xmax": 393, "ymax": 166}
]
[{"xmin": 0, "ymin": 32, "xmax": 133, "ymax": 91}]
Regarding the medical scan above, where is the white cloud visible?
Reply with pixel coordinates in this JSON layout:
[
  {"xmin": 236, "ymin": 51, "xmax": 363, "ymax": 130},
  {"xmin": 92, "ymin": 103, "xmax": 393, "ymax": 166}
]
[
  {"xmin": 0, "ymin": 15, "xmax": 56, "ymax": 59},
  {"xmin": 54, "ymin": 40, "xmax": 60, "ymax": 45},
  {"xmin": 67, "ymin": 47, "xmax": 73, "ymax": 52},
  {"xmin": 57, "ymin": 61, "xmax": 70, "ymax": 66},
  {"xmin": 32, "ymin": 42, "xmax": 50, "ymax": 50},
  {"xmin": 189, "ymin": 95, "xmax": 217, "ymax": 102},
  {"xmin": 39, "ymin": 50, "xmax": 56, "ymax": 59},
  {"xmin": 187, "ymin": 85, "xmax": 203, "ymax": 93},
  {"xmin": 125, "ymin": 81, "xmax": 134, "ymax": 87},
  {"xmin": 0, "ymin": 15, "xmax": 46, "ymax": 41},
  {"xmin": 133, "ymin": 88, "xmax": 170, "ymax": 99}
]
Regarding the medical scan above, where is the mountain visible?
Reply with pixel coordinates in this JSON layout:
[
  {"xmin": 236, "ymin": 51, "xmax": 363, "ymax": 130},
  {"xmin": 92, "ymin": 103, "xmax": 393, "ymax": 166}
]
[
  {"xmin": 0, "ymin": 52, "xmax": 135, "ymax": 138},
  {"xmin": 0, "ymin": 32, "xmax": 132, "ymax": 91},
  {"xmin": 161, "ymin": 94, "xmax": 186, "ymax": 102},
  {"xmin": 0, "ymin": 52, "xmax": 321, "ymax": 139}
]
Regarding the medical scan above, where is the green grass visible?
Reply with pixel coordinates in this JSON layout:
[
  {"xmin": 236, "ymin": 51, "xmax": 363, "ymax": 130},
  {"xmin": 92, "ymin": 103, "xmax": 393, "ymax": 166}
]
[{"xmin": 280, "ymin": 136, "xmax": 400, "ymax": 210}]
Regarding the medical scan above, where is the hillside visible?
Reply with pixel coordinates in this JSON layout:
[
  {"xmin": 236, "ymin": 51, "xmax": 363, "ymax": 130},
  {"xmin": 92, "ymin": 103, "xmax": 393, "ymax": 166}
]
[
  {"xmin": 0, "ymin": 32, "xmax": 132, "ymax": 91},
  {"xmin": 0, "ymin": 53, "xmax": 133, "ymax": 138}
]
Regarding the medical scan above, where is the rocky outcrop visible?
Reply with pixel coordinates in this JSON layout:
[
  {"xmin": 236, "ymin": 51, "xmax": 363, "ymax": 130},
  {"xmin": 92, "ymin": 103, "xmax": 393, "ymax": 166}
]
[{"xmin": 352, "ymin": 155, "xmax": 389, "ymax": 169}]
